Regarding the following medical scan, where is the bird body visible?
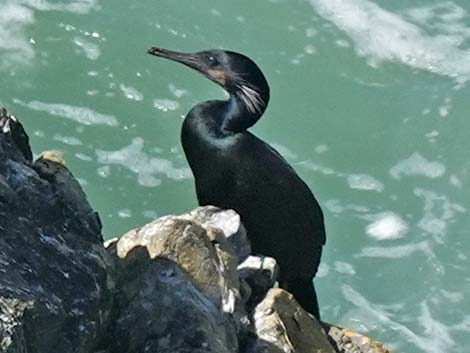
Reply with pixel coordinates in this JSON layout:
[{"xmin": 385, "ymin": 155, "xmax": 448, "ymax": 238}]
[{"xmin": 148, "ymin": 48, "xmax": 326, "ymax": 318}]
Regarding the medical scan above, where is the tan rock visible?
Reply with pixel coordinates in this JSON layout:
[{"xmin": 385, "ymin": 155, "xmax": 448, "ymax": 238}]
[
  {"xmin": 117, "ymin": 217, "xmax": 224, "ymax": 307},
  {"xmin": 253, "ymin": 288, "xmax": 336, "ymax": 353},
  {"xmin": 182, "ymin": 205, "xmax": 251, "ymax": 260},
  {"xmin": 325, "ymin": 325, "xmax": 392, "ymax": 353},
  {"xmin": 115, "ymin": 207, "xmax": 244, "ymax": 315}
]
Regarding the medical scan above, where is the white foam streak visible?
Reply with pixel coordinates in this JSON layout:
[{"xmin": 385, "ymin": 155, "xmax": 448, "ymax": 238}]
[
  {"xmin": 96, "ymin": 138, "xmax": 192, "ymax": 187},
  {"xmin": 416, "ymin": 302, "xmax": 455, "ymax": 352},
  {"xmin": 15, "ymin": 99, "xmax": 118, "ymax": 126},
  {"xmin": 74, "ymin": 36, "xmax": 100, "ymax": 60},
  {"xmin": 300, "ymin": 160, "xmax": 336, "ymax": 175},
  {"xmin": 342, "ymin": 285, "xmax": 455, "ymax": 353},
  {"xmin": 334, "ymin": 261, "xmax": 356, "ymax": 275},
  {"xmin": 390, "ymin": 153, "xmax": 445, "ymax": 179},
  {"xmin": 120, "ymin": 84, "xmax": 144, "ymax": 101},
  {"xmin": 311, "ymin": 0, "xmax": 470, "ymax": 82},
  {"xmin": 0, "ymin": 4, "xmax": 35, "ymax": 68},
  {"xmin": 0, "ymin": 0, "xmax": 99, "ymax": 68},
  {"xmin": 153, "ymin": 98, "xmax": 180, "ymax": 112},
  {"xmin": 357, "ymin": 241, "xmax": 435, "ymax": 259},
  {"xmin": 18, "ymin": 0, "xmax": 98, "ymax": 14},
  {"xmin": 53, "ymin": 134, "xmax": 83, "ymax": 146},
  {"xmin": 324, "ymin": 199, "xmax": 370, "ymax": 214},
  {"xmin": 347, "ymin": 174, "xmax": 384, "ymax": 192},
  {"xmin": 414, "ymin": 188, "xmax": 466, "ymax": 243}
]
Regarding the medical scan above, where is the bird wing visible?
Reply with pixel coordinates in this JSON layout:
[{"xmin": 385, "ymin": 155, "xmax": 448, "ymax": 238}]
[{"xmin": 193, "ymin": 131, "xmax": 325, "ymax": 277}]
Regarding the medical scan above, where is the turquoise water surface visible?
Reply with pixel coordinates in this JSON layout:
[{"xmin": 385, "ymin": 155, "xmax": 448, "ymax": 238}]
[{"xmin": 1, "ymin": 0, "xmax": 470, "ymax": 352}]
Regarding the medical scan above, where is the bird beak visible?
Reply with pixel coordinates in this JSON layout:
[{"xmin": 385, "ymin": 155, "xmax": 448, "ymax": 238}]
[
  {"xmin": 147, "ymin": 47, "xmax": 227, "ymax": 87},
  {"xmin": 148, "ymin": 47, "xmax": 203, "ymax": 73}
]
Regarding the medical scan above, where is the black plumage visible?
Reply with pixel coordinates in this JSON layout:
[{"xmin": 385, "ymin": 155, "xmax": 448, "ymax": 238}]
[{"xmin": 148, "ymin": 47, "xmax": 326, "ymax": 318}]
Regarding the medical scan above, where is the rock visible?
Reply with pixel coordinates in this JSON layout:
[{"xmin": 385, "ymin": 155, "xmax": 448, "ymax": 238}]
[
  {"xmin": 0, "ymin": 108, "xmax": 114, "ymax": 353},
  {"xmin": 108, "ymin": 210, "xmax": 245, "ymax": 352},
  {"xmin": 324, "ymin": 325, "xmax": 392, "ymax": 353},
  {"xmin": 33, "ymin": 151, "xmax": 103, "ymax": 242},
  {"xmin": 252, "ymin": 288, "xmax": 336, "ymax": 353},
  {"xmin": 0, "ymin": 107, "xmax": 32, "ymax": 162},
  {"xmin": 114, "ymin": 214, "xmax": 242, "ymax": 312},
  {"xmin": 182, "ymin": 206, "xmax": 251, "ymax": 261},
  {"xmin": 238, "ymin": 256, "xmax": 279, "ymax": 311},
  {"xmin": 181, "ymin": 206, "xmax": 252, "ymax": 319},
  {"xmin": 0, "ymin": 297, "xmax": 33, "ymax": 352},
  {"xmin": 110, "ymin": 252, "xmax": 237, "ymax": 353}
]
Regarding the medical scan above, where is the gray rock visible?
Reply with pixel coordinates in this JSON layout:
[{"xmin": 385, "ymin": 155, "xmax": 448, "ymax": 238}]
[
  {"xmin": 111, "ymin": 253, "xmax": 237, "ymax": 353},
  {"xmin": 0, "ymin": 108, "xmax": 114, "ymax": 353}
]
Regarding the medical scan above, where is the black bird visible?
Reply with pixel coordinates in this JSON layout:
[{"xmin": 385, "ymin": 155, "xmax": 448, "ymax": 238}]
[{"xmin": 148, "ymin": 47, "xmax": 326, "ymax": 318}]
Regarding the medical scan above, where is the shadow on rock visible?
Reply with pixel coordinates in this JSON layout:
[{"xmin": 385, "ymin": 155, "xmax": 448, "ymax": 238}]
[
  {"xmin": 0, "ymin": 108, "xmax": 114, "ymax": 353},
  {"xmin": 108, "ymin": 246, "xmax": 238, "ymax": 353}
]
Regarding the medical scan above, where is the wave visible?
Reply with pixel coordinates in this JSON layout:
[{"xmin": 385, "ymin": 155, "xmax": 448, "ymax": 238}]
[{"xmin": 311, "ymin": 0, "xmax": 470, "ymax": 83}]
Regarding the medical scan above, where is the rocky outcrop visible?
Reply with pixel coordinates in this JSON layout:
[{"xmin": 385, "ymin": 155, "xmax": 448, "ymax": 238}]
[
  {"xmin": 0, "ymin": 108, "xmax": 114, "ymax": 352},
  {"xmin": 0, "ymin": 107, "xmax": 390, "ymax": 353},
  {"xmin": 104, "ymin": 208, "xmax": 391, "ymax": 353},
  {"xmin": 105, "ymin": 211, "xmax": 242, "ymax": 353}
]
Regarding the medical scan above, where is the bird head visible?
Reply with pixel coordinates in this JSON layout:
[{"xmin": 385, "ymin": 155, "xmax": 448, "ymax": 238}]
[{"xmin": 147, "ymin": 47, "xmax": 270, "ymax": 116}]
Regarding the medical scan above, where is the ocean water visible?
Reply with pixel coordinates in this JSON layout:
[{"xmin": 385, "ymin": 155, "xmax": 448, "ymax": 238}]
[{"xmin": 1, "ymin": 0, "xmax": 469, "ymax": 351}]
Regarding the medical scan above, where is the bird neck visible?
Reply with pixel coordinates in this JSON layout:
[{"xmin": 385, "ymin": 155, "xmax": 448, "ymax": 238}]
[
  {"xmin": 182, "ymin": 87, "xmax": 269, "ymax": 143},
  {"xmin": 221, "ymin": 87, "xmax": 269, "ymax": 134},
  {"xmin": 181, "ymin": 91, "xmax": 268, "ymax": 177},
  {"xmin": 219, "ymin": 95, "xmax": 254, "ymax": 134}
]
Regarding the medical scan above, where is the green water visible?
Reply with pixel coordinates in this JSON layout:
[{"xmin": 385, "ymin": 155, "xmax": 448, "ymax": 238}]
[{"xmin": 1, "ymin": 0, "xmax": 470, "ymax": 351}]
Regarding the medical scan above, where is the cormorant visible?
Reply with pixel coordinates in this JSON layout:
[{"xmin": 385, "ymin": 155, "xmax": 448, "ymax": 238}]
[{"xmin": 148, "ymin": 47, "xmax": 326, "ymax": 318}]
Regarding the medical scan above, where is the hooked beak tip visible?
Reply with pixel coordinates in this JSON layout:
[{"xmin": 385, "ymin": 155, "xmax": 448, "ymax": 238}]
[
  {"xmin": 147, "ymin": 46, "xmax": 198, "ymax": 68},
  {"xmin": 147, "ymin": 47, "xmax": 188, "ymax": 62},
  {"xmin": 147, "ymin": 47, "xmax": 225, "ymax": 87},
  {"xmin": 147, "ymin": 47, "xmax": 161, "ymax": 56}
]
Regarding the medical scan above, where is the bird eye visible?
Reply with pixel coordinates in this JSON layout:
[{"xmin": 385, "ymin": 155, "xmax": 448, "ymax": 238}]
[{"xmin": 207, "ymin": 55, "xmax": 219, "ymax": 66}]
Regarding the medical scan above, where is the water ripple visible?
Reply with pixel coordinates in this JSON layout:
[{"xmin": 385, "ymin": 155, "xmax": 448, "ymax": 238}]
[
  {"xmin": 0, "ymin": 0, "xmax": 99, "ymax": 69},
  {"xmin": 357, "ymin": 240, "xmax": 436, "ymax": 260},
  {"xmin": 18, "ymin": 0, "xmax": 98, "ymax": 14},
  {"xmin": 341, "ymin": 285, "xmax": 455, "ymax": 353},
  {"xmin": 74, "ymin": 36, "xmax": 100, "ymax": 60},
  {"xmin": 96, "ymin": 137, "xmax": 192, "ymax": 187},
  {"xmin": 347, "ymin": 174, "xmax": 384, "ymax": 192},
  {"xmin": 153, "ymin": 98, "xmax": 180, "ymax": 112},
  {"xmin": 0, "ymin": 4, "xmax": 34, "ymax": 68},
  {"xmin": 53, "ymin": 134, "xmax": 83, "ymax": 146},
  {"xmin": 311, "ymin": 0, "xmax": 470, "ymax": 83},
  {"xmin": 15, "ymin": 99, "xmax": 118, "ymax": 126},
  {"xmin": 414, "ymin": 188, "xmax": 466, "ymax": 243},
  {"xmin": 390, "ymin": 152, "xmax": 446, "ymax": 179},
  {"xmin": 120, "ymin": 84, "xmax": 144, "ymax": 101}
]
